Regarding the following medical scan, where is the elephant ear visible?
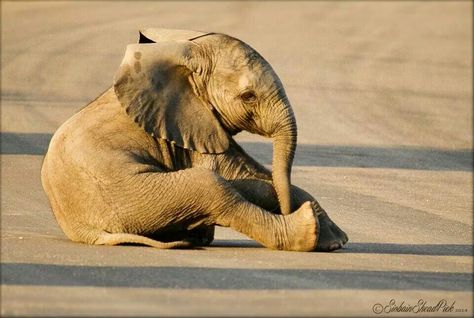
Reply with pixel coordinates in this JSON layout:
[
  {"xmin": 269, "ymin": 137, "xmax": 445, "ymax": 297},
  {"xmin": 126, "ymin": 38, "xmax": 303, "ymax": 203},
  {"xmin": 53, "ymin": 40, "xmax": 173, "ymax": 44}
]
[
  {"xmin": 138, "ymin": 28, "xmax": 213, "ymax": 43},
  {"xmin": 113, "ymin": 42, "xmax": 229, "ymax": 154}
]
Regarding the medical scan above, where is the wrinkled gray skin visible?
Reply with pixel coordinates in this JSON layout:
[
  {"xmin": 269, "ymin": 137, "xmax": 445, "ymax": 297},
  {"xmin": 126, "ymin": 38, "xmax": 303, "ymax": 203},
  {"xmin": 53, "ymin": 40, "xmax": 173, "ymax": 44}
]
[{"xmin": 41, "ymin": 29, "xmax": 348, "ymax": 251}]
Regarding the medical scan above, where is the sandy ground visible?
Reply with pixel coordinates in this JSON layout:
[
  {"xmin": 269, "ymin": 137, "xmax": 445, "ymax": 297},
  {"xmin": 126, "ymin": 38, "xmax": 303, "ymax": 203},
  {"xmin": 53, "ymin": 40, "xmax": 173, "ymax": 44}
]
[{"xmin": 1, "ymin": 1, "xmax": 472, "ymax": 316}]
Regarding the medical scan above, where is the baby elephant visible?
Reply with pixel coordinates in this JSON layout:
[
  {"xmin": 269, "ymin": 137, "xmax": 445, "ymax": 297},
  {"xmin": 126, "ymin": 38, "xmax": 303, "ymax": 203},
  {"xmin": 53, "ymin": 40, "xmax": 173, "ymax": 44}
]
[{"xmin": 41, "ymin": 28, "xmax": 348, "ymax": 251}]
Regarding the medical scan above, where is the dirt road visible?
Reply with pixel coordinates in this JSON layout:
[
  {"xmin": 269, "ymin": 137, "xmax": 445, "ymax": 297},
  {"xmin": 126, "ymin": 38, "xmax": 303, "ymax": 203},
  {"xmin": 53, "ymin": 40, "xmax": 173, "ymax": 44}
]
[{"xmin": 1, "ymin": 1, "xmax": 472, "ymax": 316}]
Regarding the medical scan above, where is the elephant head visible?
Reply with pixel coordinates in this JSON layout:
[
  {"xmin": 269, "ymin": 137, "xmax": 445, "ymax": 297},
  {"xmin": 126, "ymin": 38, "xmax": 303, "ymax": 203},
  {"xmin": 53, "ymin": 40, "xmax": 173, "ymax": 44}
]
[{"xmin": 114, "ymin": 28, "xmax": 297, "ymax": 215}]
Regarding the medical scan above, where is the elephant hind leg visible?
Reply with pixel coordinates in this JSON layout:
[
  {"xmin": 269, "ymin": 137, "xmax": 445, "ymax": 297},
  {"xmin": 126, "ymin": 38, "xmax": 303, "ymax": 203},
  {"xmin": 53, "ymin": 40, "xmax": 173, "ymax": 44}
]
[{"xmin": 94, "ymin": 231, "xmax": 192, "ymax": 249}]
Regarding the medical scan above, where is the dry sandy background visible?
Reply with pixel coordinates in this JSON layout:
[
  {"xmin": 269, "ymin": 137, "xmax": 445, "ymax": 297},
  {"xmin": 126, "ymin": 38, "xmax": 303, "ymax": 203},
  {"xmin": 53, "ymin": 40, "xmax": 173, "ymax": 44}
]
[{"xmin": 1, "ymin": 1, "xmax": 472, "ymax": 316}]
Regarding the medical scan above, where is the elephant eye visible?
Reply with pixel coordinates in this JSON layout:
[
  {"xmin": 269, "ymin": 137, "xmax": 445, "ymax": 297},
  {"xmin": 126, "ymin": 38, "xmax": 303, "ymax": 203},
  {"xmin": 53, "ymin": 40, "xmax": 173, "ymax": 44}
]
[{"xmin": 240, "ymin": 91, "xmax": 257, "ymax": 103}]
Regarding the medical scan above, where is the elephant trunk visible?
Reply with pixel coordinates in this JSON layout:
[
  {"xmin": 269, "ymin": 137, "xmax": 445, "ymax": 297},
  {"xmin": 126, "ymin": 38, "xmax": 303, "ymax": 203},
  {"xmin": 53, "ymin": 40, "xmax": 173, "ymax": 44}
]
[{"xmin": 271, "ymin": 105, "xmax": 297, "ymax": 215}]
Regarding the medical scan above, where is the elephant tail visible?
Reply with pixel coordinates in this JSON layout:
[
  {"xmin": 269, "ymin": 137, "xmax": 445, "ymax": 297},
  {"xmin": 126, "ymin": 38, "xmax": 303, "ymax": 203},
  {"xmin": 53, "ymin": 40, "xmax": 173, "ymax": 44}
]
[{"xmin": 94, "ymin": 231, "xmax": 192, "ymax": 249}]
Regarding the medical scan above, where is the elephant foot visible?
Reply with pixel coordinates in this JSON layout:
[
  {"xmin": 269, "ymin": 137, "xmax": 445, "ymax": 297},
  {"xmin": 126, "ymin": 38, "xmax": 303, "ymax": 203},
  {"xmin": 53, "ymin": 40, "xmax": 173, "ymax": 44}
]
[
  {"xmin": 186, "ymin": 225, "xmax": 215, "ymax": 246},
  {"xmin": 283, "ymin": 201, "xmax": 320, "ymax": 252},
  {"xmin": 315, "ymin": 208, "xmax": 348, "ymax": 252}
]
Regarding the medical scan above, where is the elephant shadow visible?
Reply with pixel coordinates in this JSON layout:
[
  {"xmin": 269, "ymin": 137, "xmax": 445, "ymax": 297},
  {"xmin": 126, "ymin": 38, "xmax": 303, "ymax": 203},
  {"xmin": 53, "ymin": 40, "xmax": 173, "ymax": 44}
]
[
  {"xmin": 211, "ymin": 239, "xmax": 262, "ymax": 248},
  {"xmin": 210, "ymin": 240, "xmax": 473, "ymax": 256}
]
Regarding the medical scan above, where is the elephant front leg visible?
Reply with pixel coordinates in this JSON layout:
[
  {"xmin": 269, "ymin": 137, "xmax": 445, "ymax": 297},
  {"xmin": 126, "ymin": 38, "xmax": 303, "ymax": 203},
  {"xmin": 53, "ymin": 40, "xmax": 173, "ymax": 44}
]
[
  {"xmin": 229, "ymin": 178, "xmax": 348, "ymax": 251},
  {"xmin": 125, "ymin": 168, "xmax": 319, "ymax": 251}
]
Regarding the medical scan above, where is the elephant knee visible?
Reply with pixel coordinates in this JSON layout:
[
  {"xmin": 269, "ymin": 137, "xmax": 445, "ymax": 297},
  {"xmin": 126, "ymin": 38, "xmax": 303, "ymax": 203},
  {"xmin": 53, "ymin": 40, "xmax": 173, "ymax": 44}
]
[
  {"xmin": 191, "ymin": 168, "xmax": 223, "ymax": 187},
  {"xmin": 189, "ymin": 168, "xmax": 241, "ymax": 207}
]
